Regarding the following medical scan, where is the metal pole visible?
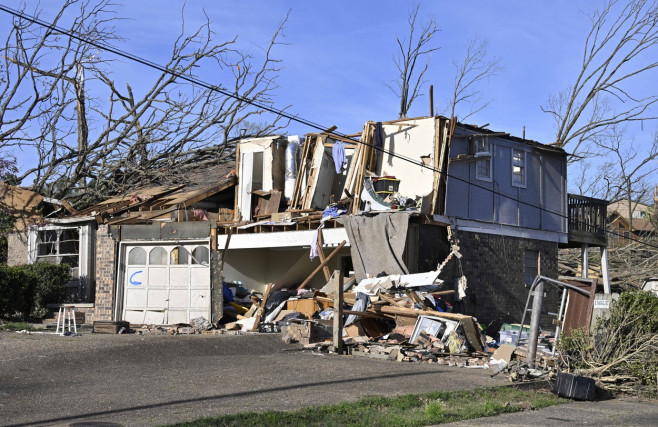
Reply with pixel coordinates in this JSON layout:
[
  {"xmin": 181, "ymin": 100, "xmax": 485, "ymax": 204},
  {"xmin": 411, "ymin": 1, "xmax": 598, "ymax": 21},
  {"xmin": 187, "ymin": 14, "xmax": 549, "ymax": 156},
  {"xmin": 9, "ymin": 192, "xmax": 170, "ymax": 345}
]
[{"xmin": 527, "ymin": 278, "xmax": 544, "ymax": 369}]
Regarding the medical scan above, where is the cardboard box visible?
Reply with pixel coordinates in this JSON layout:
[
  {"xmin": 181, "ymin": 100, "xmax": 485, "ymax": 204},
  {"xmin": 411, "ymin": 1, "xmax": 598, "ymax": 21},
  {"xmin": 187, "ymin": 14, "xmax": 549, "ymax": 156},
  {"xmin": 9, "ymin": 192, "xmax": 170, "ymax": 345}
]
[{"xmin": 286, "ymin": 299, "xmax": 318, "ymax": 318}]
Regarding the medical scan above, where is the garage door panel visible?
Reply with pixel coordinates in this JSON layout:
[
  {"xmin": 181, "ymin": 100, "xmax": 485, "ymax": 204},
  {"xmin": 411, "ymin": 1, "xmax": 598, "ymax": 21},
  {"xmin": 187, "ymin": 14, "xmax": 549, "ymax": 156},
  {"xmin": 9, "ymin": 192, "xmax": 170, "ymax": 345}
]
[
  {"xmin": 170, "ymin": 267, "xmax": 189, "ymax": 288},
  {"xmin": 168, "ymin": 289, "xmax": 189, "ymax": 309},
  {"xmin": 149, "ymin": 267, "xmax": 168, "ymax": 287},
  {"xmin": 125, "ymin": 288, "xmax": 147, "ymax": 308},
  {"xmin": 124, "ymin": 310, "xmax": 146, "ymax": 324},
  {"xmin": 190, "ymin": 289, "xmax": 209, "ymax": 309},
  {"xmin": 190, "ymin": 268, "xmax": 210, "ymax": 288},
  {"xmin": 168, "ymin": 310, "xmax": 187, "ymax": 324},
  {"xmin": 127, "ymin": 267, "xmax": 146, "ymax": 287},
  {"xmin": 144, "ymin": 310, "xmax": 165, "ymax": 325},
  {"xmin": 147, "ymin": 289, "xmax": 167, "ymax": 308}
]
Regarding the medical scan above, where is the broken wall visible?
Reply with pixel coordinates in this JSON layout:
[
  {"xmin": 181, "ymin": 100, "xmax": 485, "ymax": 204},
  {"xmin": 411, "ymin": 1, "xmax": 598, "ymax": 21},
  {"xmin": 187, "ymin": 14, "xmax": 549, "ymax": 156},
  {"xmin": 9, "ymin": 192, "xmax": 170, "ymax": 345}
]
[
  {"xmin": 222, "ymin": 246, "xmax": 351, "ymax": 293},
  {"xmin": 237, "ymin": 136, "xmax": 287, "ymax": 220},
  {"xmin": 376, "ymin": 117, "xmax": 436, "ymax": 201},
  {"xmin": 450, "ymin": 230, "xmax": 559, "ymax": 327}
]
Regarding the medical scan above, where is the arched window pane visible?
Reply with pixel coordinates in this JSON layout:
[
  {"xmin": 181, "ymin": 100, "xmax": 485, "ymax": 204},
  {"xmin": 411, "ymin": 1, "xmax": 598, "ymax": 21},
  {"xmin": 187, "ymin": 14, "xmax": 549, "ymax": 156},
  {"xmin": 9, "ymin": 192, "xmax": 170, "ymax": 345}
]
[
  {"xmin": 149, "ymin": 247, "xmax": 167, "ymax": 265},
  {"xmin": 170, "ymin": 246, "xmax": 189, "ymax": 265},
  {"xmin": 128, "ymin": 247, "xmax": 146, "ymax": 265},
  {"xmin": 192, "ymin": 246, "xmax": 209, "ymax": 265}
]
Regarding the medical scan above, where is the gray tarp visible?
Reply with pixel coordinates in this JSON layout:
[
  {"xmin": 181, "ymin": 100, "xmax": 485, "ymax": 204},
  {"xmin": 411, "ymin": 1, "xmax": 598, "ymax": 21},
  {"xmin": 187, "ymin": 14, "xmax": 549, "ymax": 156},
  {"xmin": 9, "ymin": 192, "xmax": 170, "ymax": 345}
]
[{"xmin": 337, "ymin": 212, "xmax": 410, "ymax": 282}]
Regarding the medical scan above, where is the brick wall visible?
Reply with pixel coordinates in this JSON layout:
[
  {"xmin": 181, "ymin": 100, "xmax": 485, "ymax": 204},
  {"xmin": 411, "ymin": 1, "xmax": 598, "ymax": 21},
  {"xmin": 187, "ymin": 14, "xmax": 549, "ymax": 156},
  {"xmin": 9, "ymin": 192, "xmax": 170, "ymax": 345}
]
[
  {"xmin": 448, "ymin": 230, "xmax": 559, "ymax": 328},
  {"xmin": 92, "ymin": 224, "xmax": 117, "ymax": 322}
]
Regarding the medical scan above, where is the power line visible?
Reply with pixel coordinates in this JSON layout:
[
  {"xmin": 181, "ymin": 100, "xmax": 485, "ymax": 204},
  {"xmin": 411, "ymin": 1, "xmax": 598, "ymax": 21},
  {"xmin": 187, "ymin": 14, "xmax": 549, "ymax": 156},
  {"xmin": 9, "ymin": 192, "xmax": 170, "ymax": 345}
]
[{"xmin": 1, "ymin": 3, "xmax": 657, "ymax": 251}]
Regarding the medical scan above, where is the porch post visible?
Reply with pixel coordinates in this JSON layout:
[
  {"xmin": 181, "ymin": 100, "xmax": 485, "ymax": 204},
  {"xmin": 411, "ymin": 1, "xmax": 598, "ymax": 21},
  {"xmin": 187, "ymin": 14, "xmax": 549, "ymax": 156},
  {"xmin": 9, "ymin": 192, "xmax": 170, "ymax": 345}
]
[
  {"xmin": 580, "ymin": 243, "xmax": 589, "ymax": 279},
  {"xmin": 600, "ymin": 246, "xmax": 611, "ymax": 294}
]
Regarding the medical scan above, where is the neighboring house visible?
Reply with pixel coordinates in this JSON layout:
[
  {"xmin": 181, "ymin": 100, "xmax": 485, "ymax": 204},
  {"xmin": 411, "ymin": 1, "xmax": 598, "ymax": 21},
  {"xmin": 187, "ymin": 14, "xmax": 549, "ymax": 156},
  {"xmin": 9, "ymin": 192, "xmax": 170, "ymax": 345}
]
[
  {"xmin": 607, "ymin": 199, "xmax": 656, "ymax": 239},
  {"xmin": 18, "ymin": 116, "xmax": 609, "ymax": 326},
  {"xmin": 22, "ymin": 163, "xmax": 236, "ymax": 324},
  {"xmin": 1, "ymin": 182, "xmax": 65, "ymax": 265}
]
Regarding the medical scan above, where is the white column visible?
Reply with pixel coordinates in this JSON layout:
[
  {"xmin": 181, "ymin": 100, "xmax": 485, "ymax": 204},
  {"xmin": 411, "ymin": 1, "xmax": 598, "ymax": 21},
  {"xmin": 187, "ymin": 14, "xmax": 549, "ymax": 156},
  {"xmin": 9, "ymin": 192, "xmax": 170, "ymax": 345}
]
[
  {"xmin": 581, "ymin": 243, "xmax": 589, "ymax": 279},
  {"xmin": 600, "ymin": 246, "xmax": 611, "ymax": 294}
]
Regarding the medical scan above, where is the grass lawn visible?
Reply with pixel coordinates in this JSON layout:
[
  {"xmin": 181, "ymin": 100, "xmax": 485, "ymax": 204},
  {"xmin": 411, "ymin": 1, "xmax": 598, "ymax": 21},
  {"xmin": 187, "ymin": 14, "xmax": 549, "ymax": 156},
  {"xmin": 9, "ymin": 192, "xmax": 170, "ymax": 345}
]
[
  {"xmin": 0, "ymin": 321, "xmax": 35, "ymax": 331},
  {"xmin": 170, "ymin": 384, "xmax": 567, "ymax": 426}
]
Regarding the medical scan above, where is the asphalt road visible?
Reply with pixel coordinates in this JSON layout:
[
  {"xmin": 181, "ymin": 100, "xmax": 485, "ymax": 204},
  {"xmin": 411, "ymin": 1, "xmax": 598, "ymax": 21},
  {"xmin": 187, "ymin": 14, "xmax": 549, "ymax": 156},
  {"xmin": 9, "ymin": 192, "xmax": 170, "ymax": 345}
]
[{"xmin": 0, "ymin": 331, "xmax": 507, "ymax": 426}]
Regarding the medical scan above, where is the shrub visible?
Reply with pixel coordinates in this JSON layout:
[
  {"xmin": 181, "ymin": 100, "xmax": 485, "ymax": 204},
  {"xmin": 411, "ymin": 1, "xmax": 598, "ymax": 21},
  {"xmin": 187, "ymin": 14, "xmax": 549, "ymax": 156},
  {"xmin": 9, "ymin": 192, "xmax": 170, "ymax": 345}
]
[
  {"xmin": 0, "ymin": 265, "xmax": 37, "ymax": 317},
  {"xmin": 23, "ymin": 263, "xmax": 71, "ymax": 317},
  {"xmin": 0, "ymin": 263, "xmax": 71, "ymax": 319},
  {"xmin": 557, "ymin": 290, "xmax": 658, "ymax": 397}
]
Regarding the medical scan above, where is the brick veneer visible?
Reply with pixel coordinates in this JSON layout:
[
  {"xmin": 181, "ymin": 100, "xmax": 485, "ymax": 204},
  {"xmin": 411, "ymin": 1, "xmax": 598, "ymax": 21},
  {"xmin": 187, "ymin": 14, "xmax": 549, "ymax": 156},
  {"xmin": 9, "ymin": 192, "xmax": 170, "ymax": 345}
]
[
  {"xmin": 56, "ymin": 225, "xmax": 117, "ymax": 324},
  {"xmin": 93, "ymin": 224, "xmax": 117, "ymax": 321},
  {"xmin": 449, "ymin": 230, "xmax": 559, "ymax": 328}
]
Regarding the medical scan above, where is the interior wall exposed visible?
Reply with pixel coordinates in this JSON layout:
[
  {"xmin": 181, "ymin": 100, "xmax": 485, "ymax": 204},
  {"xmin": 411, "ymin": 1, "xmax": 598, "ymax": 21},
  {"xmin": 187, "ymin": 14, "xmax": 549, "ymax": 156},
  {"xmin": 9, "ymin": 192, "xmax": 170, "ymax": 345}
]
[{"xmin": 222, "ymin": 246, "xmax": 351, "ymax": 293}]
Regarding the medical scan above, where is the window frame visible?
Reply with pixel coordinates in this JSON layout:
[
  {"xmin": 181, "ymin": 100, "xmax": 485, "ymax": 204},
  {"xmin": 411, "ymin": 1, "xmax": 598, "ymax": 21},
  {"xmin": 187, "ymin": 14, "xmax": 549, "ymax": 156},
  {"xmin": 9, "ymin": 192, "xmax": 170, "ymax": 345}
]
[
  {"xmin": 523, "ymin": 249, "xmax": 539, "ymax": 286},
  {"xmin": 474, "ymin": 137, "xmax": 492, "ymax": 182},
  {"xmin": 35, "ymin": 227, "xmax": 80, "ymax": 269},
  {"xmin": 511, "ymin": 148, "xmax": 527, "ymax": 188}
]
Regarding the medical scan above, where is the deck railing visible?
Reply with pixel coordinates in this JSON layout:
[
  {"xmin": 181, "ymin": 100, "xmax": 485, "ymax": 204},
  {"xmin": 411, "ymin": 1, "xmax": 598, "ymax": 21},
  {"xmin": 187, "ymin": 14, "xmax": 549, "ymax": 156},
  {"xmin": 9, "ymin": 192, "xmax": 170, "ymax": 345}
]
[{"xmin": 567, "ymin": 194, "xmax": 608, "ymax": 246}]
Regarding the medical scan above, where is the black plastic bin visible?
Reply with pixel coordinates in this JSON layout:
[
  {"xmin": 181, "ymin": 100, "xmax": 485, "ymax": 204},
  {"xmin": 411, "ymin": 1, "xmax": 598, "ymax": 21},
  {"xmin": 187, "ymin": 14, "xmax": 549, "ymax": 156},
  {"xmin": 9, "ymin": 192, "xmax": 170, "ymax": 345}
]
[{"xmin": 553, "ymin": 372, "xmax": 596, "ymax": 401}]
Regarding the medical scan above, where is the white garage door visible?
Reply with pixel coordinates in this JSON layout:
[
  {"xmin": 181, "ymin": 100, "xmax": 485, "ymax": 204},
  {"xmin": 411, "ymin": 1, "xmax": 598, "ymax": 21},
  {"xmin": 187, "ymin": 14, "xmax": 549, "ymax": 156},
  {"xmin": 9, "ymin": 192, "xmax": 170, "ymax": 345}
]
[{"xmin": 122, "ymin": 243, "xmax": 211, "ymax": 325}]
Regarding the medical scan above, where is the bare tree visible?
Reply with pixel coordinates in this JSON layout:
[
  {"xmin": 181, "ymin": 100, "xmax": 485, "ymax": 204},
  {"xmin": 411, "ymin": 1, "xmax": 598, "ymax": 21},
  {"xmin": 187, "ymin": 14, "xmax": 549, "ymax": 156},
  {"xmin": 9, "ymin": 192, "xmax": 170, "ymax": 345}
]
[
  {"xmin": 387, "ymin": 4, "xmax": 439, "ymax": 119},
  {"xmin": 542, "ymin": 0, "xmax": 658, "ymax": 156},
  {"xmin": 0, "ymin": 1, "xmax": 289, "ymax": 208},
  {"xmin": 447, "ymin": 37, "xmax": 501, "ymax": 122}
]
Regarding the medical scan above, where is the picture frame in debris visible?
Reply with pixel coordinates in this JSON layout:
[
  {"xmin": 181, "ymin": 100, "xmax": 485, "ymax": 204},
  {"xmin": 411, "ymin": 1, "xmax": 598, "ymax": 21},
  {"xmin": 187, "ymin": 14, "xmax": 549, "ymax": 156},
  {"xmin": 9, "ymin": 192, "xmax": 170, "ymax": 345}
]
[{"xmin": 409, "ymin": 315, "xmax": 459, "ymax": 345}]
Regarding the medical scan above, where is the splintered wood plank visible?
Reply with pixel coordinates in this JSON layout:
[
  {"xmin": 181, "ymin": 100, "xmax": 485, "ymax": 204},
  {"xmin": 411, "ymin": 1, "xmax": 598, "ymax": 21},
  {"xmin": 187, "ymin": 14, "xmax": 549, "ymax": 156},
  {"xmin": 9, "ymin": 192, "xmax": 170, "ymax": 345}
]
[
  {"xmin": 316, "ymin": 229, "xmax": 331, "ymax": 281},
  {"xmin": 250, "ymin": 283, "xmax": 273, "ymax": 332},
  {"xmin": 297, "ymin": 240, "xmax": 347, "ymax": 290}
]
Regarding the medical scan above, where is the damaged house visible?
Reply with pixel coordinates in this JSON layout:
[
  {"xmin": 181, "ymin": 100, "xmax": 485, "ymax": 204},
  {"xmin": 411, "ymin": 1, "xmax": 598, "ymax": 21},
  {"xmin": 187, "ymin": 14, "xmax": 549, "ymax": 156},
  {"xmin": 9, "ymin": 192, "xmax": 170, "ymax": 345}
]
[
  {"xmin": 223, "ymin": 116, "xmax": 588, "ymax": 327},
  {"xmin": 20, "ymin": 115, "xmax": 608, "ymax": 329}
]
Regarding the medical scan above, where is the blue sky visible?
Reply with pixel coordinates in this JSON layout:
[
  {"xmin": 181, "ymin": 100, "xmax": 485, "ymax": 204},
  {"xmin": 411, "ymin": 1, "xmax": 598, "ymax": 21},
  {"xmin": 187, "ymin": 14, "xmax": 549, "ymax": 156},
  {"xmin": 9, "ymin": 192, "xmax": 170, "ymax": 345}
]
[
  {"xmin": 1, "ymin": 0, "xmax": 657, "ymax": 190},
  {"xmin": 108, "ymin": 0, "xmax": 586, "ymax": 141}
]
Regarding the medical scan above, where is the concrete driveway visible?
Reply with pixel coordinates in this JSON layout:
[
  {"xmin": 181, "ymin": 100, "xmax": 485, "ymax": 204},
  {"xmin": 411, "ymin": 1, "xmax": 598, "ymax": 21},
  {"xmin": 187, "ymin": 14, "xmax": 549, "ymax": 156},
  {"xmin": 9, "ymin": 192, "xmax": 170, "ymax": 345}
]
[{"xmin": 0, "ymin": 331, "xmax": 507, "ymax": 426}]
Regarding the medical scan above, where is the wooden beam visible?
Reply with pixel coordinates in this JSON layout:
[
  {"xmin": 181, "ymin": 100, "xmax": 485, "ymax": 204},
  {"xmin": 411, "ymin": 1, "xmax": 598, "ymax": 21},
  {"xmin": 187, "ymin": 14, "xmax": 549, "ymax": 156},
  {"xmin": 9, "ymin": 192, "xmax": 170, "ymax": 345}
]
[
  {"xmin": 332, "ymin": 270, "xmax": 344, "ymax": 354},
  {"xmin": 250, "ymin": 283, "xmax": 273, "ymax": 332},
  {"xmin": 60, "ymin": 199, "xmax": 77, "ymax": 214},
  {"xmin": 316, "ymin": 229, "xmax": 331, "ymax": 281},
  {"xmin": 297, "ymin": 240, "xmax": 347, "ymax": 289}
]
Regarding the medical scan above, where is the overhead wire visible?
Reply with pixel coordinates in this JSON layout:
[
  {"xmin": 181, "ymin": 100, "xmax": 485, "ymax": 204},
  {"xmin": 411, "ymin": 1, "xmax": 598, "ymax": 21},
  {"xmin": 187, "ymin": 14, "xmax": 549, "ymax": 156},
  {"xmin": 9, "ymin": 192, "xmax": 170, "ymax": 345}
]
[{"xmin": 1, "ymin": 3, "xmax": 657, "ymax": 251}]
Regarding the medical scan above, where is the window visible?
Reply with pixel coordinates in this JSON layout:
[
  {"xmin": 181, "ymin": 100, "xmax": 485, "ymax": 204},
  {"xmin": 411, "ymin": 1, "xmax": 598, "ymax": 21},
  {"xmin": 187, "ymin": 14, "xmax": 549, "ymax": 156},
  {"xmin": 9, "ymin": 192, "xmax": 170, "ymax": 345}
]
[
  {"xmin": 36, "ymin": 228, "xmax": 80, "ymax": 272},
  {"xmin": 475, "ymin": 137, "xmax": 492, "ymax": 181},
  {"xmin": 192, "ymin": 246, "xmax": 209, "ymax": 265},
  {"xmin": 149, "ymin": 247, "xmax": 167, "ymax": 265},
  {"xmin": 128, "ymin": 247, "xmax": 146, "ymax": 265},
  {"xmin": 632, "ymin": 210, "xmax": 647, "ymax": 219},
  {"xmin": 512, "ymin": 149, "xmax": 526, "ymax": 187},
  {"xmin": 170, "ymin": 246, "xmax": 189, "ymax": 265},
  {"xmin": 524, "ymin": 250, "xmax": 539, "ymax": 286}
]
